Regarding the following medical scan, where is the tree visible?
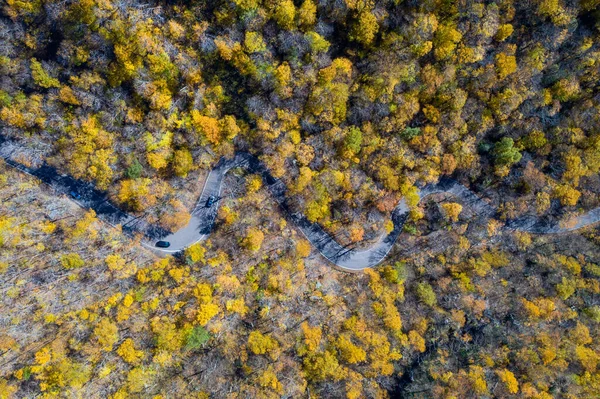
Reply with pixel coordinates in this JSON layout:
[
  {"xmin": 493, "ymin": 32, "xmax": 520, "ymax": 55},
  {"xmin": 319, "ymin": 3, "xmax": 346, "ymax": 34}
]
[
  {"xmin": 537, "ymin": 0, "xmax": 560, "ymax": 18},
  {"xmin": 126, "ymin": 158, "xmax": 143, "ymax": 179},
  {"xmin": 220, "ymin": 115, "xmax": 241, "ymax": 140},
  {"xmin": 433, "ymin": 23, "xmax": 462, "ymax": 60},
  {"xmin": 172, "ymin": 148, "xmax": 194, "ymax": 177},
  {"xmin": 93, "ymin": 318, "xmax": 119, "ymax": 351},
  {"xmin": 143, "ymin": 79, "xmax": 172, "ymax": 110},
  {"xmin": 467, "ymin": 366, "xmax": 489, "ymax": 395},
  {"xmin": 246, "ymin": 174, "xmax": 262, "ymax": 193},
  {"xmin": 344, "ymin": 126, "xmax": 363, "ymax": 155},
  {"xmin": 247, "ymin": 331, "xmax": 279, "ymax": 357},
  {"xmin": 496, "ymin": 369, "xmax": 519, "ymax": 394},
  {"xmin": 296, "ymin": 239, "xmax": 311, "ymax": 257},
  {"xmin": 536, "ymin": 192, "xmax": 551, "ymax": 213},
  {"xmin": 336, "ymin": 335, "xmax": 366, "ymax": 364},
  {"xmin": 274, "ymin": 62, "xmax": 292, "ymax": 97},
  {"xmin": 296, "ymin": 143, "xmax": 315, "ymax": 166},
  {"xmin": 185, "ymin": 326, "xmax": 210, "ymax": 350},
  {"xmin": 147, "ymin": 149, "xmax": 170, "ymax": 171},
  {"xmin": 349, "ymin": 226, "xmax": 364, "ymax": 242},
  {"xmin": 562, "ymin": 150, "xmax": 587, "ymax": 187},
  {"xmin": 30, "ymin": 58, "xmax": 60, "ymax": 88},
  {"xmin": 117, "ymin": 178, "xmax": 159, "ymax": 211},
  {"xmin": 185, "ymin": 243, "xmax": 206, "ymax": 264},
  {"xmin": 553, "ymin": 78, "xmax": 580, "ymax": 102},
  {"xmin": 401, "ymin": 127, "xmax": 421, "ymax": 141},
  {"xmin": 305, "ymin": 199, "xmax": 329, "ymax": 223},
  {"xmin": 292, "ymin": 166, "xmax": 313, "ymax": 193},
  {"xmin": 556, "ymin": 277, "xmax": 577, "ymax": 300},
  {"xmin": 273, "ymin": 0, "xmax": 296, "ymax": 30},
  {"xmin": 233, "ymin": 0, "xmax": 259, "ymax": 11},
  {"xmin": 298, "ymin": 0, "xmax": 316, "ymax": 27},
  {"xmin": 554, "ymin": 184, "xmax": 580, "ymax": 206},
  {"xmin": 257, "ymin": 368, "xmax": 283, "ymax": 394},
  {"xmin": 350, "ymin": 10, "xmax": 379, "ymax": 46},
  {"xmin": 302, "ymin": 350, "xmax": 345, "ymax": 381},
  {"xmin": 126, "ymin": 367, "xmax": 155, "ymax": 394},
  {"xmin": 408, "ymin": 330, "xmax": 426, "ymax": 352},
  {"xmin": 306, "ymin": 32, "xmax": 330, "ymax": 54},
  {"xmin": 496, "ymin": 53, "xmax": 517, "ymax": 79},
  {"xmin": 415, "ymin": 282, "xmax": 437, "ymax": 307},
  {"xmin": 442, "ymin": 203, "xmax": 463, "ymax": 222},
  {"xmin": 493, "ymin": 138, "xmax": 522, "ymax": 167},
  {"xmin": 495, "ymin": 24, "xmax": 514, "ymax": 41},
  {"xmin": 307, "ymin": 58, "xmax": 353, "ymax": 125},
  {"xmin": 191, "ymin": 111, "xmax": 221, "ymax": 145},
  {"xmin": 151, "ymin": 317, "xmax": 185, "ymax": 353},
  {"xmin": 58, "ymin": 86, "xmax": 80, "ymax": 105},
  {"xmin": 525, "ymin": 43, "xmax": 547, "ymax": 71},
  {"xmin": 244, "ymin": 31, "xmax": 266, "ymax": 53},
  {"xmin": 117, "ymin": 339, "xmax": 144, "ymax": 364},
  {"xmin": 576, "ymin": 345, "xmax": 599, "ymax": 372},
  {"xmin": 0, "ymin": 379, "xmax": 17, "ymax": 398},
  {"xmin": 197, "ymin": 303, "xmax": 219, "ymax": 326},
  {"xmin": 441, "ymin": 154, "xmax": 457, "ymax": 175},
  {"xmin": 242, "ymin": 227, "xmax": 264, "ymax": 252},
  {"xmin": 60, "ymin": 253, "xmax": 85, "ymax": 269},
  {"xmin": 61, "ymin": 115, "xmax": 116, "ymax": 189},
  {"xmin": 522, "ymin": 130, "xmax": 547, "ymax": 151},
  {"xmin": 298, "ymin": 322, "xmax": 322, "ymax": 355}
]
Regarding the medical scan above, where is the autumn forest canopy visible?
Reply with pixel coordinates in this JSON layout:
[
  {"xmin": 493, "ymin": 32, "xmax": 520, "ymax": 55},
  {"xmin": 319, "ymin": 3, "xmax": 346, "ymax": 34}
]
[{"xmin": 2, "ymin": 0, "xmax": 600, "ymax": 397}]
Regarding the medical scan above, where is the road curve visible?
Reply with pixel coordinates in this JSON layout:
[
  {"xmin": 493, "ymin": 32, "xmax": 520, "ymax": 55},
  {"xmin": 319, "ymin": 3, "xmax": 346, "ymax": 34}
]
[{"xmin": 1, "ymin": 136, "xmax": 599, "ymax": 271}]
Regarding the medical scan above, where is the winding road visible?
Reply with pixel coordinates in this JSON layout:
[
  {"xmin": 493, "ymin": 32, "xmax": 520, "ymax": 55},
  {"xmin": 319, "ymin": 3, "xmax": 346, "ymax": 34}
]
[{"xmin": 1, "ymin": 135, "xmax": 599, "ymax": 271}]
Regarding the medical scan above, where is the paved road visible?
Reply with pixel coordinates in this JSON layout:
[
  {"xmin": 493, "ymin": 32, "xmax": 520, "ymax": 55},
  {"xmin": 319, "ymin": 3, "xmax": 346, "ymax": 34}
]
[{"xmin": 2, "ymin": 135, "xmax": 599, "ymax": 271}]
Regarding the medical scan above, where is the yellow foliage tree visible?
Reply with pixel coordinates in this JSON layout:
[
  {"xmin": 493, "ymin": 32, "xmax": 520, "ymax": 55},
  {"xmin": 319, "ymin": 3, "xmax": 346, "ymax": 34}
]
[
  {"xmin": 296, "ymin": 239, "xmax": 311, "ymax": 257},
  {"xmin": 336, "ymin": 335, "xmax": 366, "ymax": 364},
  {"xmin": 302, "ymin": 350, "xmax": 346, "ymax": 381},
  {"xmin": 191, "ymin": 111, "xmax": 221, "ymax": 145},
  {"xmin": 350, "ymin": 10, "xmax": 379, "ymax": 46},
  {"xmin": 197, "ymin": 303, "xmax": 219, "ymax": 326},
  {"xmin": 298, "ymin": 0, "xmax": 317, "ymax": 27},
  {"xmin": 30, "ymin": 58, "xmax": 60, "ymax": 88},
  {"xmin": 496, "ymin": 53, "xmax": 517, "ymax": 79},
  {"xmin": 257, "ymin": 368, "xmax": 283, "ymax": 394},
  {"xmin": 442, "ymin": 202, "xmax": 463, "ymax": 222},
  {"xmin": 242, "ymin": 227, "xmax": 264, "ymax": 252},
  {"xmin": 247, "ymin": 331, "xmax": 279, "ymax": 358},
  {"xmin": 273, "ymin": 0, "xmax": 296, "ymax": 30},
  {"xmin": 117, "ymin": 338, "xmax": 144, "ymax": 365},
  {"xmin": 94, "ymin": 318, "xmax": 119, "ymax": 351},
  {"xmin": 496, "ymin": 369, "xmax": 519, "ymax": 394},
  {"xmin": 185, "ymin": 243, "xmax": 206, "ymax": 264}
]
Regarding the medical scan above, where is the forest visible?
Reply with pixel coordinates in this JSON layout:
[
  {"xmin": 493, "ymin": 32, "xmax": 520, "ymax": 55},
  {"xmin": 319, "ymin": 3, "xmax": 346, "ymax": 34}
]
[{"xmin": 2, "ymin": 0, "xmax": 600, "ymax": 397}]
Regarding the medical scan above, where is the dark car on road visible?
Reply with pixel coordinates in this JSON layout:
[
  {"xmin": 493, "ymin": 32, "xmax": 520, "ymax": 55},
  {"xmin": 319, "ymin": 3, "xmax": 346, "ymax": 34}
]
[
  {"xmin": 70, "ymin": 191, "xmax": 82, "ymax": 200},
  {"xmin": 206, "ymin": 195, "xmax": 217, "ymax": 207},
  {"xmin": 155, "ymin": 241, "xmax": 170, "ymax": 248}
]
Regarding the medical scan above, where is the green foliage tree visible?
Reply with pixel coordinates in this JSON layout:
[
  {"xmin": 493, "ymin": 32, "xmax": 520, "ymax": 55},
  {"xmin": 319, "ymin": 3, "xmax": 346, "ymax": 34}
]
[
  {"xmin": 126, "ymin": 158, "xmax": 143, "ymax": 179},
  {"xmin": 415, "ymin": 282, "xmax": 437, "ymax": 307},
  {"xmin": 344, "ymin": 126, "xmax": 363, "ymax": 155},
  {"xmin": 493, "ymin": 138, "xmax": 522, "ymax": 167},
  {"xmin": 185, "ymin": 326, "xmax": 210, "ymax": 350}
]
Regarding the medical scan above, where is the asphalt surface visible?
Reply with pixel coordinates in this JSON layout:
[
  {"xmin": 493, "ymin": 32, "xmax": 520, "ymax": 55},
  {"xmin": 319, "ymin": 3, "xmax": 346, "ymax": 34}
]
[{"xmin": 2, "ymin": 135, "xmax": 599, "ymax": 271}]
